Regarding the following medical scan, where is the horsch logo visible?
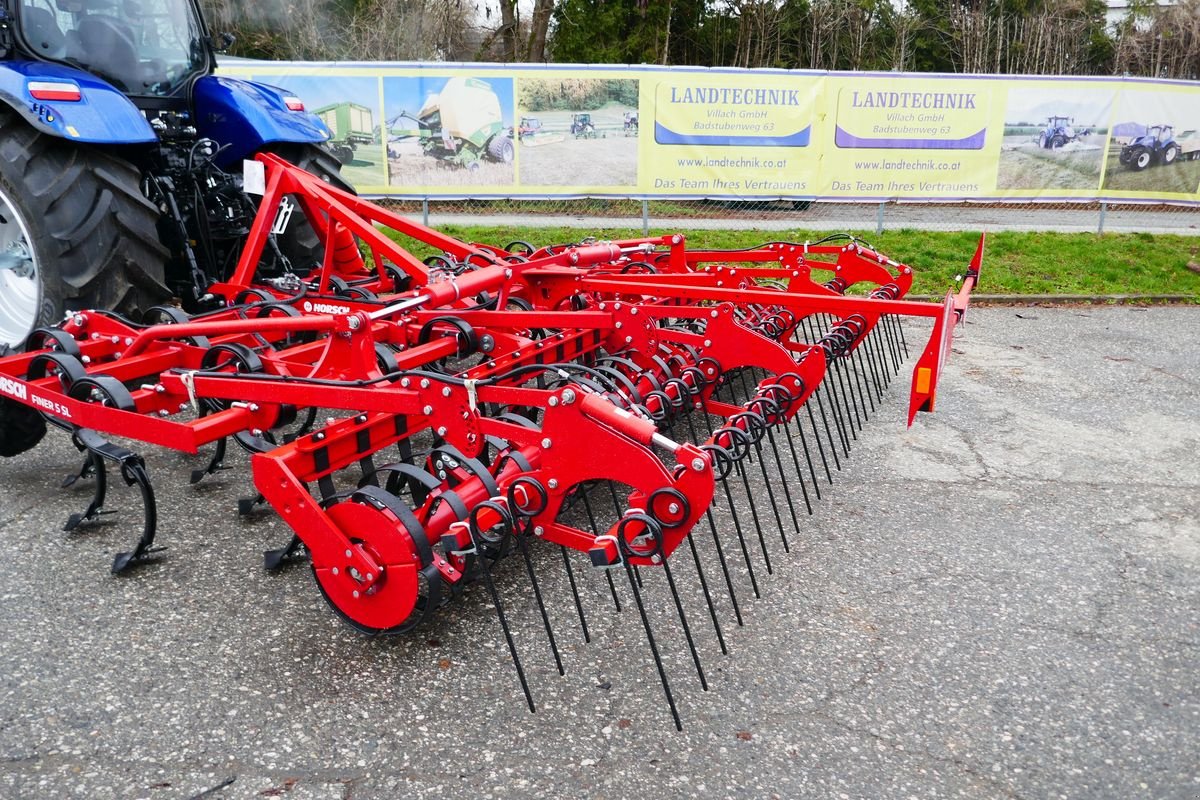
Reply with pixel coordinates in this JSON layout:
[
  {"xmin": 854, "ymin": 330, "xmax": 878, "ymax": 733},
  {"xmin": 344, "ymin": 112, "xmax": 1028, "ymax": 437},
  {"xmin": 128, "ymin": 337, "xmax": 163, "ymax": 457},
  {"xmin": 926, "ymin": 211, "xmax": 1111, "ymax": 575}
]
[
  {"xmin": 302, "ymin": 301, "xmax": 351, "ymax": 315},
  {"xmin": 0, "ymin": 375, "xmax": 28, "ymax": 401}
]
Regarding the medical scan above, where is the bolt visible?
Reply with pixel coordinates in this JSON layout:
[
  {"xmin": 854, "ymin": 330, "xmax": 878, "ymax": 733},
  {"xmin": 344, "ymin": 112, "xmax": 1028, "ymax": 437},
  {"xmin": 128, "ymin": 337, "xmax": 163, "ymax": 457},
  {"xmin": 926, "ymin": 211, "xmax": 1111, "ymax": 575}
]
[
  {"xmin": 345, "ymin": 549, "xmax": 352, "ymax": 558},
  {"xmin": 357, "ymin": 414, "xmax": 368, "ymax": 423},
  {"xmin": 251, "ymin": 429, "xmax": 263, "ymax": 437},
  {"xmin": 534, "ymin": 526, "xmax": 545, "ymax": 536},
  {"xmin": 315, "ymin": 432, "xmax": 325, "ymax": 441},
  {"xmin": 110, "ymin": 335, "xmax": 120, "ymax": 344},
  {"xmin": 347, "ymin": 316, "xmax": 360, "ymax": 330},
  {"xmin": 442, "ymin": 387, "xmax": 452, "ymax": 397},
  {"xmin": 72, "ymin": 314, "xmax": 86, "ymax": 326},
  {"xmin": 711, "ymin": 310, "xmax": 718, "ymax": 318},
  {"xmin": 561, "ymin": 389, "xmax": 576, "ymax": 405},
  {"xmin": 400, "ymin": 378, "xmax": 411, "ymax": 387},
  {"xmin": 651, "ymin": 554, "xmax": 662, "ymax": 564},
  {"xmin": 541, "ymin": 437, "xmax": 552, "ymax": 448},
  {"xmin": 423, "ymin": 405, "xmax": 433, "ymax": 415},
  {"xmin": 691, "ymin": 458, "xmax": 705, "ymax": 471},
  {"xmin": 352, "ymin": 590, "xmax": 360, "ymax": 599},
  {"xmin": 82, "ymin": 356, "xmax": 92, "ymax": 364},
  {"xmin": 366, "ymin": 573, "xmax": 373, "ymax": 581},
  {"xmin": 548, "ymin": 478, "xmax": 559, "ymax": 489},
  {"xmin": 420, "ymin": 379, "xmax": 430, "ymax": 389},
  {"xmin": 668, "ymin": 503, "xmax": 680, "ymax": 515},
  {"xmin": 332, "ymin": 567, "xmax": 339, "ymax": 576},
  {"xmin": 615, "ymin": 321, "xmax": 623, "ymax": 329},
  {"xmin": 625, "ymin": 335, "xmax": 633, "ymax": 344},
  {"xmin": 504, "ymin": 268, "xmax": 512, "ymax": 278},
  {"xmin": 548, "ymin": 396, "xmax": 558, "ymax": 407},
  {"xmin": 704, "ymin": 339, "xmax": 712, "ymax": 348},
  {"xmin": 438, "ymin": 470, "xmax": 447, "ymax": 479},
  {"xmin": 436, "ymin": 426, "xmax": 447, "ymax": 437}
]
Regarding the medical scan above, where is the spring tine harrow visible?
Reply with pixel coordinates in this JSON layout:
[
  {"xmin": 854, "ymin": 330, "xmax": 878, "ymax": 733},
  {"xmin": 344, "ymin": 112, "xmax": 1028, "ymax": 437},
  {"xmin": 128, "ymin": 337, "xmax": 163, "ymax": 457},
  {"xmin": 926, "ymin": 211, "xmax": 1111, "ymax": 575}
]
[{"xmin": 0, "ymin": 153, "xmax": 982, "ymax": 727}]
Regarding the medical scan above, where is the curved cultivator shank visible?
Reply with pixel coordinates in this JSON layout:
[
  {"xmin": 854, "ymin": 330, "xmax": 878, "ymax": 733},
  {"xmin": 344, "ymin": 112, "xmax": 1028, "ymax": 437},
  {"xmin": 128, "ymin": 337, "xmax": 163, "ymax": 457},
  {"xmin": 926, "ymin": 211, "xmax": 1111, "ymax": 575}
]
[{"xmin": 0, "ymin": 154, "xmax": 982, "ymax": 727}]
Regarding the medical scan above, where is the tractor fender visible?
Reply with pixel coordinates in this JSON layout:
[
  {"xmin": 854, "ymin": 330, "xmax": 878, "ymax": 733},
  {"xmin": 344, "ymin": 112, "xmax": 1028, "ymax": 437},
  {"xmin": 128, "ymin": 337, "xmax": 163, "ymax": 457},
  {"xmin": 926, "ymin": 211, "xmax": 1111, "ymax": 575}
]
[
  {"xmin": 0, "ymin": 61, "xmax": 156, "ymax": 144},
  {"xmin": 193, "ymin": 76, "xmax": 332, "ymax": 168}
]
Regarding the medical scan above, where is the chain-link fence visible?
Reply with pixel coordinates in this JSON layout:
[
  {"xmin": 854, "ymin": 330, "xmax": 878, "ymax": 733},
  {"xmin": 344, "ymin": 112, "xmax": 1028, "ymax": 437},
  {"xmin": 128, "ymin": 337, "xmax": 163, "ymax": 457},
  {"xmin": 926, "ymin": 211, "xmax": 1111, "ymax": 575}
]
[{"xmin": 375, "ymin": 197, "xmax": 1200, "ymax": 236}]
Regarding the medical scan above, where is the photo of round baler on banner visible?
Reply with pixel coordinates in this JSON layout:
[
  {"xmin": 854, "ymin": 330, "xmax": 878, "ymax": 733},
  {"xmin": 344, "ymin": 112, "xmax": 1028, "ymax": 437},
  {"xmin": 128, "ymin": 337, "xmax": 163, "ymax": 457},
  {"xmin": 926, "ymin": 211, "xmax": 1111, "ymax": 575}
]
[{"xmin": 385, "ymin": 76, "xmax": 517, "ymax": 186}]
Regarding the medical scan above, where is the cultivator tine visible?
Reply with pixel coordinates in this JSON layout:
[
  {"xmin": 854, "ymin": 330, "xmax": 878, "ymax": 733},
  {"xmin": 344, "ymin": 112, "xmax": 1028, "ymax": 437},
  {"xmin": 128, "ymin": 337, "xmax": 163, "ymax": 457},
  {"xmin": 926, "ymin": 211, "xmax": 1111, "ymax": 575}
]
[
  {"xmin": 263, "ymin": 534, "xmax": 304, "ymax": 572},
  {"xmin": 0, "ymin": 153, "xmax": 983, "ymax": 727}
]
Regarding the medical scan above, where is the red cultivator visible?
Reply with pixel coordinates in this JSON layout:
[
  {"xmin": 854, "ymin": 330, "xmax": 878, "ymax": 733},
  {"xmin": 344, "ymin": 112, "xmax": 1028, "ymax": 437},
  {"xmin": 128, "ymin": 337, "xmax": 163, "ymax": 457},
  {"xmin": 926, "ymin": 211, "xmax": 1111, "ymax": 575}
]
[{"xmin": 0, "ymin": 155, "xmax": 982, "ymax": 727}]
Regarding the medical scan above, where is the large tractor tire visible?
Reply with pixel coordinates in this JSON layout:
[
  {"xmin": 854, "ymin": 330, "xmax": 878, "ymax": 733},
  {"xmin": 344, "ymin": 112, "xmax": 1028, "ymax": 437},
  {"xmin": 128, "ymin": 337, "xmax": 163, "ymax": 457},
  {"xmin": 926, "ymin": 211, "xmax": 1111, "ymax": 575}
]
[
  {"xmin": 1162, "ymin": 144, "xmax": 1179, "ymax": 165},
  {"xmin": 263, "ymin": 143, "xmax": 355, "ymax": 272},
  {"xmin": 486, "ymin": 135, "xmax": 515, "ymax": 164},
  {"xmin": 0, "ymin": 109, "xmax": 169, "ymax": 348},
  {"xmin": 1049, "ymin": 134, "xmax": 1066, "ymax": 149}
]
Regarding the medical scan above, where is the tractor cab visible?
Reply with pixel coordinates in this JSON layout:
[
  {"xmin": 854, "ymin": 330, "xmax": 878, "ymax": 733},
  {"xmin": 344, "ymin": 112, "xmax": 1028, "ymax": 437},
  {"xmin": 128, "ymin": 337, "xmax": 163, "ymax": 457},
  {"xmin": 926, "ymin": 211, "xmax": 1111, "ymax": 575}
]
[{"xmin": 11, "ymin": 0, "xmax": 213, "ymax": 101}]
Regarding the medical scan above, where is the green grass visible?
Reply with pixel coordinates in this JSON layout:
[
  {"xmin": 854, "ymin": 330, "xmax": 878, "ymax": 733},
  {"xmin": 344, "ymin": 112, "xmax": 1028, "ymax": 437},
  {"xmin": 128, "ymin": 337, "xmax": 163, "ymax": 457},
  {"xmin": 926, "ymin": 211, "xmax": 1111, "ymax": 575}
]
[{"xmin": 389, "ymin": 225, "xmax": 1200, "ymax": 298}]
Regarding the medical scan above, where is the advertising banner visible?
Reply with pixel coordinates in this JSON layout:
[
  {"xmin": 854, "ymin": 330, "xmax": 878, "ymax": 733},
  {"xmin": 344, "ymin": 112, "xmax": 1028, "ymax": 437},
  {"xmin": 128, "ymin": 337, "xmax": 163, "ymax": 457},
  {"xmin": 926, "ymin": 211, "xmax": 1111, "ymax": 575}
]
[{"xmin": 218, "ymin": 61, "xmax": 1200, "ymax": 205}]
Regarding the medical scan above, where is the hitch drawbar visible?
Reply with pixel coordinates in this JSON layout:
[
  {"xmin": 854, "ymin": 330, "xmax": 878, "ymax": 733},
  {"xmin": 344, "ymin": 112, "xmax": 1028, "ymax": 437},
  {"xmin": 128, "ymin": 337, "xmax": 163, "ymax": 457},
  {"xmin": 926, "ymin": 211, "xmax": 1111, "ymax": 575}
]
[{"xmin": 0, "ymin": 154, "xmax": 982, "ymax": 728}]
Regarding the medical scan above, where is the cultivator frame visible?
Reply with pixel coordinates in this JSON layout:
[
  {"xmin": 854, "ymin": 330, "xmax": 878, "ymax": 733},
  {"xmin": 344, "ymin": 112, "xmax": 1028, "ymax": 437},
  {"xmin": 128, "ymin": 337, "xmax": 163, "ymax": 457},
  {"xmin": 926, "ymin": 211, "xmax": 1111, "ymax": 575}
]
[{"xmin": 0, "ymin": 154, "xmax": 982, "ymax": 727}]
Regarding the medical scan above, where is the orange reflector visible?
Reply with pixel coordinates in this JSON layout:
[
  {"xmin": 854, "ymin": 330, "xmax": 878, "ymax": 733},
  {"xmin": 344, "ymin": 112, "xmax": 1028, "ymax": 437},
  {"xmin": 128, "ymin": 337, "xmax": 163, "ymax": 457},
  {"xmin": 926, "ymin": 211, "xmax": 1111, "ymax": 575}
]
[
  {"xmin": 915, "ymin": 366, "xmax": 931, "ymax": 395},
  {"xmin": 28, "ymin": 81, "xmax": 81, "ymax": 102}
]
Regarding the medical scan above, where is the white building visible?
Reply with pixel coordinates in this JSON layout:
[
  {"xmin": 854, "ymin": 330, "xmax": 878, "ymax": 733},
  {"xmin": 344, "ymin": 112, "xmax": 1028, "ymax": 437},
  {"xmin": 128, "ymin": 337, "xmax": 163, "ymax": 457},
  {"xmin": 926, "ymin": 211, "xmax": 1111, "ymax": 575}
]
[{"xmin": 1105, "ymin": 0, "xmax": 1178, "ymax": 29}]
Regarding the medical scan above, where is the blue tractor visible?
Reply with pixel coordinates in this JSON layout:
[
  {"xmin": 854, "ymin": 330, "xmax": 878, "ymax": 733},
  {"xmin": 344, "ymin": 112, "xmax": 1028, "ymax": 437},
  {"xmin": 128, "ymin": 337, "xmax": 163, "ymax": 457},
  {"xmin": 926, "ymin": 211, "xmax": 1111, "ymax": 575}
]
[
  {"xmin": 1038, "ymin": 115, "xmax": 1088, "ymax": 149},
  {"xmin": 1119, "ymin": 124, "xmax": 1181, "ymax": 171},
  {"xmin": 0, "ymin": 0, "xmax": 345, "ymax": 348}
]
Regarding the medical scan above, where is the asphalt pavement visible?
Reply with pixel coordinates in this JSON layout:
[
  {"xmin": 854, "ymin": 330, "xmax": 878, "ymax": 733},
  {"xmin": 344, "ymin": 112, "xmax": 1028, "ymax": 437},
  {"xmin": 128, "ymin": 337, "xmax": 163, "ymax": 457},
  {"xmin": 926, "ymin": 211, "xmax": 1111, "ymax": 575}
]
[{"xmin": 0, "ymin": 306, "xmax": 1197, "ymax": 799}]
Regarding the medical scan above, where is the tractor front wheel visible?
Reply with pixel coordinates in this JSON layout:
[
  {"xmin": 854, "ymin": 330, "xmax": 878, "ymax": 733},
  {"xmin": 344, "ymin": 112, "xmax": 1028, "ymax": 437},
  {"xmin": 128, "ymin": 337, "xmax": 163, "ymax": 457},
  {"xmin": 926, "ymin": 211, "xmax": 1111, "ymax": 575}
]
[
  {"xmin": 1163, "ymin": 144, "xmax": 1179, "ymax": 165},
  {"xmin": 1050, "ymin": 135, "xmax": 1066, "ymax": 149},
  {"xmin": 0, "ymin": 111, "xmax": 169, "ymax": 349},
  {"xmin": 1131, "ymin": 147, "xmax": 1152, "ymax": 170}
]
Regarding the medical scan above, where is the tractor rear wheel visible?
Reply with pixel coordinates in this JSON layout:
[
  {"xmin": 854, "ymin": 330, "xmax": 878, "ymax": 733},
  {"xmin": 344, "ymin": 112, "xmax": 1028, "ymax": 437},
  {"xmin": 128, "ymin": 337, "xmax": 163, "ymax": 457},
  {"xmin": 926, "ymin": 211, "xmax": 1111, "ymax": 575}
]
[
  {"xmin": 487, "ymin": 135, "xmax": 515, "ymax": 164},
  {"xmin": 0, "ymin": 110, "xmax": 169, "ymax": 348},
  {"xmin": 1050, "ymin": 134, "xmax": 1066, "ymax": 149}
]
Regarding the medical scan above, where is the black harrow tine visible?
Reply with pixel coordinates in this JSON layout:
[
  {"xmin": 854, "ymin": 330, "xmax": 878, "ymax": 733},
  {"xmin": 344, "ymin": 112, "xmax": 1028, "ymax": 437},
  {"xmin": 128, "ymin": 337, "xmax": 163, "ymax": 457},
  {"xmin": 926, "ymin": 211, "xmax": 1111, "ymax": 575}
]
[
  {"xmin": 661, "ymin": 557, "xmax": 708, "ymax": 690},
  {"xmin": 778, "ymin": 421, "xmax": 816, "ymax": 513},
  {"xmin": 851, "ymin": 347, "xmax": 874, "ymax": 418},
  {"xmin": 852, "ymin": 346, "xmax": 877, "ymax": 414},
  {"xmin": 821, "ymin": 375, "xmax": 854, "ymax": 455},
  {"xmin": 579, "ymin": 488, "xmax": 622, "ymax": 612},
  {"xmin": 881, "ymin": 314, "xmax": 902, "ymax": 373},
  {"xmin": 897, "ymin": 315, "xmax": 910, "ymax": 359},
  {"xmin": 512, "ymin": 519, "xmax": 564, "ymax": 676},
  {"xmin": 704, "ymin": 508, "xmax": 746, "ymax": 623},
  {"xmin": 735, "ymin": 448, "xmax": 774, "ymax": 574},
  {"xmin": 806, "ymin": 394, "xmax": 839, "ymax": 477},
  {"xmin": 752, "ymin": 431, "xmax": 793, "ymax": 552},
  {"xmin": 767, "ymin": 421, "xmax": 808, "ymax": 522},
  {"xmin": 839, "ymin": 352, "xmax": 868, "ymax": 430},
  {"xmin": 622, "ymin": 550, "xmax": 682, "ymax": 730},
  {"xmin": 686, "ymin": 532, "xmax": 729, "ymax": 651},
  {"xmin": 865, "ymin": 326, "xmax": 890, "ymax": 392},
  {"xmin": 831, "ymin": 356, "xmax": 862, "ymax": 437},
  {"xmin": 469, "ymin": 521, "xmax": 535, "ymax": 713},
  {"xmin": 889, "ymin": 314, "xmax": 907, "ymax": 370},
  {"xmin": 717, "ymin": 480, "xmax": 763, "ymax": 596},
  {"xmin": 560, "ymin": 545, "xmax": 591, "ymax": 644}
]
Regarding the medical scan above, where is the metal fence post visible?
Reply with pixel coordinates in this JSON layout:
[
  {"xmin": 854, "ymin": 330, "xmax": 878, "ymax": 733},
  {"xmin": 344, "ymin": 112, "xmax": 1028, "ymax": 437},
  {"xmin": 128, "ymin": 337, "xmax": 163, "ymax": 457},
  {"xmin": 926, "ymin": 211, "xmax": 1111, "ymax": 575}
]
[
  {"xmin": 422, "ymin": 197, "xmax": 430, "ymax": 227},
  {"xmin": 1097, "ymin": 201, "xmax": 1107, "ymax": 234},
  {"xmin": 642, "ymin": 199, "xmax": 650, "ymax": 236},
  {"xmin": 876, "ymin": 202, "xmax": 886, "ymax": 235}
]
